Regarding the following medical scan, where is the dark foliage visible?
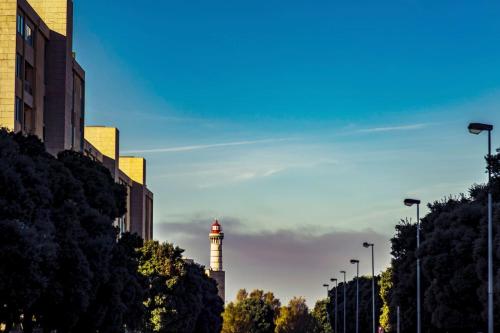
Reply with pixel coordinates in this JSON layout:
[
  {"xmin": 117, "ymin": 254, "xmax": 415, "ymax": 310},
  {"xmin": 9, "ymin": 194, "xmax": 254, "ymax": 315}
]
[
  {"xmin": 387, "ymin": 152, "xmax": 500, "ymax": 332},
  {"xmin": 139, "ymin": 241, "xmax": 224, "ymax": 333},
  {"xmin": 0, "ymin": 131, "xmax": 142, "ymax": 333},
  {"xmin": 329, "ymin": 276, "xmax": 381, "ymax": 333},
  {"xmin": 0, "ymin": 131, "xmax": 223, "ymax": 333}
]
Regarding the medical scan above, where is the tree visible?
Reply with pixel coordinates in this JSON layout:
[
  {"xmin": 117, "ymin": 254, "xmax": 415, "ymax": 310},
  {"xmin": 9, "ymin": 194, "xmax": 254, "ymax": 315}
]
[
  {"xmin": 0, "ymin": 132, "xmax": 61, "ymax": 332},
  {"xmin": 311, "ymin": 299, "xmax": 333, "ymax": 333},
  {"xmin": 55, "ymin": 151, "xmax": 130, "ymax": 333},
  {"xmin": 332, "ymin": 276, "xmax": 380, "ymax": 333},
  {"xmin": 77, "ymin": 233, "xmax": 146, "ymax": 333},
  {"xmin": 222, "ymin": 289, "xmax": 278, "ymax": 333},
  {"xmin": 275, "ymin": 297, "xmax": 315, "ymax": 333},
  {"xmin": 385, "ymin": 152, "xmax": 500, "ymax": 332},
  {"xmin": 0, "ymin": 130, "xmax": 224, "ymax": 333},
  {"xmin": 378, "ymin": 267, "xmax": 392, "ymax": 332},
  {"xmin": 387, "ymin": 219, "xmax": 420, "ymax": 332},
  {"xmin": 0, "ymin": 131, "xmax": 141, "ymax": 332},
  {"xmin": 421, "ymin": 198, "xmax": 485, "ymax": 331},
  {"xmin": 139, "ymin": 240, "xmax": 223, "ymax": 333},
  {"xmin": 37, "ymin": 148, "xmax": 126, "ymax": 333},
  {"xmin": 57, "ymin": 150, "xmax": 127, "ymax": 220}
]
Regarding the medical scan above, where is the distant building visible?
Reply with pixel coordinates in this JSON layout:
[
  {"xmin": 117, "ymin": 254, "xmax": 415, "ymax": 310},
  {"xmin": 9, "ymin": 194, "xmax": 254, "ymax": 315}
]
[
  {"xmin": 119, "ymin": 156, "xmax": 153, "ymax": 240},
  {"xmin": 207, "ymin": 220, "xmax": 225, "ymax": 302},
  {"xmin": 84, "ymin": 126, "xmax": 154, "ymax": 241}
]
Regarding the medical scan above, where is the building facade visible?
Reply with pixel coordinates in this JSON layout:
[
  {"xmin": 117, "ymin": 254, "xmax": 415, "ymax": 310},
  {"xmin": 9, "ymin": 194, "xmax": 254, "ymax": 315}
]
[
  {"xmin": 84, "ymin": 127, "xmax": 154, "ymax": 241},
  {"xmin": 1, "ymin": 1, "xmax": 154, "ymax": 241},
  {"xmin": 207, "ymin": 220, "xmax": 225, "ymax": 302},
  {"xmin": 119, "ymin": 156, "xmax": 154, "ymax": 240},
  {"xmin": 0, "ymin": 0, "xmax": 85, "ymax": 155}
]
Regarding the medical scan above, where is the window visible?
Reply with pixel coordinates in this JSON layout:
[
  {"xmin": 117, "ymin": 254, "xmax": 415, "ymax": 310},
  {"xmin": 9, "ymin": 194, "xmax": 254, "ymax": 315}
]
[
  {"xmin": 23, "ymin": 106, "xmax": 35, "ymax": 134},
  {"xmin": 24, "ymin": 63, "xmax": 34, "ymax": 95},
  {"xmin": 15, "ymin": 54, "xmax": 22, "ymax": 79},
  {"xmin": 15, "ymin": 97, "xmax": 23, "ymax": 122},
  {"xmin": 25, "ymin": 21, "xmax": 33, "ymax": 46},
  {"xmin": 16, "ymin": 13, "xmax": 24, "ymax": 37}
]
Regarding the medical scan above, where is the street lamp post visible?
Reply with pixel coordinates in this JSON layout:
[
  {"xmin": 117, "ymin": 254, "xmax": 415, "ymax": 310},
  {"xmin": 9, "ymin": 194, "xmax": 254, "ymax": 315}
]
[
  {"xmin": 340, "ymin": 270, "xmax": 347, "ymax": 333},
  {"xmin": 331, "ymin": 278, "xmax": 338, "ymax": 333},
  {"xmin": 323, "ymin": 284, "xmax": 331, "ymax": 329},
  {"xmin": 363, "ymin": 242, "xmax": 376, "ymax": 333},
  {"xmin": 468, "ymin": 122, "xmax": 494, "ymax": 333},
  {"xmin": 323, "ymin": 283, "xmax": 330, "ymax": 297},
  {"xmin": 350, "ymin": 259, "xmax": 360, "ymax": 333},
  {"xmin": 404, "ymin": 198, "xmax": 421, "ymax": 333}
]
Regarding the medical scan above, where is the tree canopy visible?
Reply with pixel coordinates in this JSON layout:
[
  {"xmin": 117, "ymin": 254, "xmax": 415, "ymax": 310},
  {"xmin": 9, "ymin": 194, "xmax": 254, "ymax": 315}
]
[
  {"xmin": 0, "ymin": 130, "xmax": 223, "ymax": 333},
  {"xmin": 382, "ymin": 152, "xmax": 500, "ymax": 332},
  {"xmin": 327, "ymin": 276, "xmax": 381, "ymax": 333},
  {"xmin": 222, "ymin": 289, "xmax": 279, "ymax": 333},
  {"xmin": 311, "ymin": 299, "xmax": 333, "ymax": 333},
  {"xmin": 0, "ymin": 131, "xmax": 132, "ymax": 332},
  {"xmin": 223, "ymin": 290, "xmax": 348, "ymax": 333},
  {"xmin": 275, "ymin": 297, "xmax": 315, "ymax": 333},
  {"xmin": 139, "ymin": 240, "xmax": 223, "ymax": 333}
]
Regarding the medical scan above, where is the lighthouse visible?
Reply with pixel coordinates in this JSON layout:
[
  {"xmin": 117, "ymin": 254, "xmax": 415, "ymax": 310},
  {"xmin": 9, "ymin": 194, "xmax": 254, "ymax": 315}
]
[{"xmin": 207, "ymin": 219, "xmax": 225, "ymax": 302}]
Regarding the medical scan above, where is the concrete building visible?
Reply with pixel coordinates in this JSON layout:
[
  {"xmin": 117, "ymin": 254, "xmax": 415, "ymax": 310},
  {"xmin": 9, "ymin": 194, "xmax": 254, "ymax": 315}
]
[
  {"xmin": 119, "ymin": 156, "xmax": 154, "ymax": 240},
  {"xmin": 84, "ymin": 126, "xmax": 153, "ymax": 241},
  {"xmin": 84, "ymin": 126, "xmax": 120, "ymax": 180},
  {"xmin": 0, "ymin": 0, "xmax": 85, "ymax": 155},
  {"xmin": 0, "ymin": 1, "xmax": 154, "ymax": 241},
  {"xmin": 207, "ymin": 220, "xmax": 225, "ymax": 302}
]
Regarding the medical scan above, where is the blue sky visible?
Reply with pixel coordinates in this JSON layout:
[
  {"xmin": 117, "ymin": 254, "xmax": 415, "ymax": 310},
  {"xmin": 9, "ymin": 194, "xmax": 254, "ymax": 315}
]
[{"xmin": 74, "ymin": 0, "xmax": 500, "ymax": 305}]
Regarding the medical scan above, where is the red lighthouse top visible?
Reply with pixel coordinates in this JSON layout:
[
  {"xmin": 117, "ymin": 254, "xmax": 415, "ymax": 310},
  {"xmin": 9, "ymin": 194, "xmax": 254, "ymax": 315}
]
[{"xmin": 211, "ymin": 219, "xmax": 222, "ymax": 234}]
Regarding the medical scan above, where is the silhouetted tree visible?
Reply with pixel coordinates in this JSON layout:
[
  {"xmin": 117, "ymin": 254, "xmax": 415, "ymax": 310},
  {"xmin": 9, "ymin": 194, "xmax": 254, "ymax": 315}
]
[
  {"xmin": 0, "ymin": 131, "xmax": 139, "ymax": 332},
  {"xmin": 0, "ymin": 130, "xmax": 223, "ymax": 333},
  {"xmin": 386, "ymin": 152, "xmax": 500, "ymax": 332},
  {"xmin": 139, "ymin": 240, "xmax": 223, "ymax": 333},
  {"xmin": 331, "ymin": 276, "xmax": 381, "ymax": 333}
]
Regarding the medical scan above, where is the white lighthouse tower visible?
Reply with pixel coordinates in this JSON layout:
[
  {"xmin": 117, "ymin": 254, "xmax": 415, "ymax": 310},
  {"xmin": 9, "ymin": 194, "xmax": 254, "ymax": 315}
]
[{"xmin": 207, "ymin": 219, "xmax": 225, "ymax": 302}]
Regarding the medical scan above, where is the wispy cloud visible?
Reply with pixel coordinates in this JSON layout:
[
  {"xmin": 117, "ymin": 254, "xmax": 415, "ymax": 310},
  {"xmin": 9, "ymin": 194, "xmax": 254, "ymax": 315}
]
[
  {"xmin": 153, "ymin": 156, "xmax": 338, "ymax": 188},
  {"xmin": 356, "ymin": 123, "xmax": 429, "ymax": 133},
  {"xmin": 123, "ymin": 138, "xmax": 293, "ymax": 154},
  {"xmin": 196, "ymin": 167, "xmax": 287, "ymax": 188}
]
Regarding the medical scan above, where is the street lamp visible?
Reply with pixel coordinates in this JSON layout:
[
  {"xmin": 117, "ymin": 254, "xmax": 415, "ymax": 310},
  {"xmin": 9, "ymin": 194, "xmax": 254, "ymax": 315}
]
[
  {"xmin": 404, "ymin": 198, "xmax": 421, "ymax": 333},
  {"xmin": 468, "ymin": 122, "xmax": 494, "ymax": 333},
  {"xmin": 330, "ymin": 278, "xmax": 338, "ymax": 333},
  {"xmin": 350, "ymin": 259, "xmax": 360, "ymax": 333},
  {"xmin": 323, "ymin": 283, "xmax": 331, "ymax": 329},
  {"xmin": 363, "ymin": 242, "xmax": 376, "ymax": 333},
  {"xmin": 323, "ymin": 283, "xmax": 330, "ymax": 297},
  {"xmin": 340, "ymin": 270, "xmax": 347, "ymax": 333}
]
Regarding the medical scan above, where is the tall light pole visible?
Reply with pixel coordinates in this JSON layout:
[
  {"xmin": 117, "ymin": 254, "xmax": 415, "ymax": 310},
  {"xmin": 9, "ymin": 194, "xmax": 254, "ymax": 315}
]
[
  {"xmin": 351, "ymin": 259, "xmax": 360, "ymax": 333},
  {"xmin": 323, "ymin": 283, "xmax": 330, "ymax": 297},
  {"xmin": 323, "ymin": 283, "xmax": 331, "ymax": 329},
  {"xmin": 331, "ymin": 278, "xmax": 338, "ymax": 333},
  {"xmin": 340, "ymin": 270, "xmax": 347, "ymax": 333},
  {"xmin": 404, "ymin": 198, "xmax": 421, "ymax": 333},
  {"xmin": 468, "ymin": 122, "xmax": 494, "ymax": 333},
  {"xmin": 363, "ymin": 242, "xmax": 376, "ymax": 333}
]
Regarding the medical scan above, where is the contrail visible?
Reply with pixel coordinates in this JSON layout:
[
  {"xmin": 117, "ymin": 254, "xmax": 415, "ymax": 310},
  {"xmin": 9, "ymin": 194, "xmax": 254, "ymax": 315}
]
[
  {"xmin": 357, "ymin": 123, "xmax": 429, "ymax": 133},
  {"xmin": 123, "ymin": 138, "xmax": 292, "ymax": 154}
]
